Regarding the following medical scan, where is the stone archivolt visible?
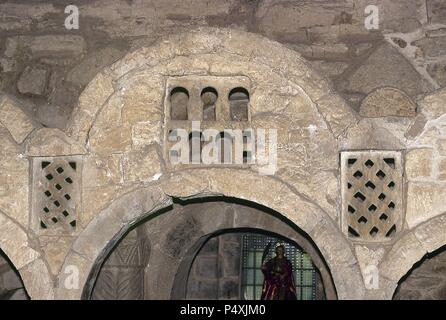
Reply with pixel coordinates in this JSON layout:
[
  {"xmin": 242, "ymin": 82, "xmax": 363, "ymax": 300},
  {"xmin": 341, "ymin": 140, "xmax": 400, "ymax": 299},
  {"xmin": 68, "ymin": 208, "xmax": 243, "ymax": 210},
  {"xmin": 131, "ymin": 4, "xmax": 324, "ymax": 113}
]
[{"xmin": 0, "ymin": 28, "xmax": 444, "ymax": 300}]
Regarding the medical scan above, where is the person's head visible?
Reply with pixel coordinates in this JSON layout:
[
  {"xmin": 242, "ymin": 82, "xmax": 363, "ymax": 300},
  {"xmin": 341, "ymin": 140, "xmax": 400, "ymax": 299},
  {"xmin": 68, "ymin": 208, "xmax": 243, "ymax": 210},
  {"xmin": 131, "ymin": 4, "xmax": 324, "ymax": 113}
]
[{"xmin": 275, "ymin": 245, "xmax": 285, "ymax": 257}]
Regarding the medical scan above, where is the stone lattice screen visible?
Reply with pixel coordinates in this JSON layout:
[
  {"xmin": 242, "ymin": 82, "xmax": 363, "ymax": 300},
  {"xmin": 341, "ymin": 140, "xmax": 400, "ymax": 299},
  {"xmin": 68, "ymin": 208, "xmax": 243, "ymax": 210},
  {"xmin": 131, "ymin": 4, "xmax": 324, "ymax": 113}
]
[
  {"xmin": 31, "ymin": 156, "xmax": 81, "ymax": 234},
  {"xmin": 341, "ymin": 151, "xmax": 403, "ymax": 242}
]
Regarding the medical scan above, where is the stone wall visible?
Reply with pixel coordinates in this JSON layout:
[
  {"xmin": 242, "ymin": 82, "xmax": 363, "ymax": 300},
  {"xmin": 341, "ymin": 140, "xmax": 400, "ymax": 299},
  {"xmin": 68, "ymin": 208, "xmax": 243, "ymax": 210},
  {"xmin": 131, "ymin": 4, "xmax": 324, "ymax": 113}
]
[
  {"xmin": 0, "ymin": 4, "xmax": 444, "ymax": 299},
  {"xmin": 394, "ymin": 246, "xmax": 446, "ymax": 300},
  {"xmin": 0, "ymin": 0, "xmax": 444, "ymax": 129},
  {"xmin": 89, "ymin": 200, "xmax": 331, "ymax": 300},
  {"xmin": 186, "ymin": 234, "xmax": 241, "ymax": 300}
]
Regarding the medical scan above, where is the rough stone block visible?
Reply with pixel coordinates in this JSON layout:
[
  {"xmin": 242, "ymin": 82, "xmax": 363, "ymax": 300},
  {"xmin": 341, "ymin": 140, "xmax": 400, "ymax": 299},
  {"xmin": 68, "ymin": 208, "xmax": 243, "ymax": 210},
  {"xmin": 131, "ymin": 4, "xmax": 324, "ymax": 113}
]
[
  {"xmin": 25, "ymin": 128, "xmax": 87, "ymax": 157},
  {"xmin": 405, "ymin": 148, "xmax": 433, "ymax": 180},
  {"xmin": 419, "ymin": 87, "xmax": 446, "ymax": 120},
  {"xmin": 414, "ymin": 214, "xmax": 446, "ymax": 253},
  {"xmin": 436, "ymin": 139, "xmax": 446, "ymax": 156},
  {"xmin": 340, "ymin": 43, "xmax": 426, "ymax": 98},
  {"xmin": 0, "ymin": 95, "xmax": 37, "ymax": 144},
  {"xmin": 123, "ymin": 145, "xmax": 162, "ymax": 183},
  {"xmin": 359, "ymin": 87, "xmax": 417, "ymax": 118},
  {"xmin": 438, "ymin": 158, "xmax": 446, "ymax": 181},
  {"xmin": 428, "ymin": 0, "xmax": 446, "ymax": 24},
  {"xmin": 17, "ymin": 66, "xmax": 48, "ymax": 96},
  {"xmin": 67, "ymin": 47, "xmax": 126, "ymax": 87},
  {"xmin": 83, "ymin": 154, "xmax": 123, "ymax": 188},
  {"xmin": 406, "ymin": 182, "xmax": 446, "ymax": 228}
]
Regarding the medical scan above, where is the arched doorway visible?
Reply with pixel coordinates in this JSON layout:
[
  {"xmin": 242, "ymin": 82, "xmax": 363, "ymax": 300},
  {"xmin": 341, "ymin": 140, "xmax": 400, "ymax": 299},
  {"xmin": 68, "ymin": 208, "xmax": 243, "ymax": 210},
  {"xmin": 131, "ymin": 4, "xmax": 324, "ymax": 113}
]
[
  {"xmin": 86, "ymin": 197, "xmax": 336, "ymax": 300},
  {"xmin": 181, "ymin": 229, "xmax": 327, "ymax": 300}
]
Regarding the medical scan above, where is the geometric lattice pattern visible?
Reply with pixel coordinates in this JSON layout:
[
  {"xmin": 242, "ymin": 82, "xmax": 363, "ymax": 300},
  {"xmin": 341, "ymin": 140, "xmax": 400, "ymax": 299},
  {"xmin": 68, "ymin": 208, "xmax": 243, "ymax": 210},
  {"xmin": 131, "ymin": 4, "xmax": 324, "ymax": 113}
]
[
  {"xmin": 32, "ymin": 156, "xmax": 81, "ymax": 234},
  {"xmin": 341, "ymin": 151, "xmax": 403, "ymax": 242}
]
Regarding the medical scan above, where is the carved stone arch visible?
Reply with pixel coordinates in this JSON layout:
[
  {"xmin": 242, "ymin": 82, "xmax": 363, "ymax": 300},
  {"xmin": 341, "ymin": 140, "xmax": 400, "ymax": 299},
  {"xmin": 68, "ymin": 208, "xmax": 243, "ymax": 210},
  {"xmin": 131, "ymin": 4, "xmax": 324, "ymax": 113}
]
[
  {"xmin": 57, "ymin": 170, "xmax": 364, "ymax": 300},
  {"xmin": 380, "ymin": 213, "xmax": 446, "ymax": 299},
  {"xmin": 66, "ymin": 27, "xmax": 358, "ymax": 146},
  {"xmin": 170, "ymin": 225, "xmax": 338, "ymax": 300},
  {"xmin": 0, "ymin": 210, "xmax": 54, "ymax": 299}
]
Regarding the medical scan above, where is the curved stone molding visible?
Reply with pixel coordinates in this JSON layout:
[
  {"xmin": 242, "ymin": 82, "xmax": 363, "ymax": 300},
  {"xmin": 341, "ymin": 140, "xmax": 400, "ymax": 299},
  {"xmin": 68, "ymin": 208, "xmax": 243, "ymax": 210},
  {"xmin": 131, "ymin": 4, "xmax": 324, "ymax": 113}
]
[
  {"xmin": 0, "ymin": 210, "xmax": 54, "ymax": 299},
  {"xmin": 57, "ymin": 170, "xmax": 364, "ymax": 300},
  {"xmin": 65, "ymin": 28, "xmax": 358, "ymax": 145},
  {"xmin": 380, "ymin": 213, "xmax": 446, "ymax": 299}
]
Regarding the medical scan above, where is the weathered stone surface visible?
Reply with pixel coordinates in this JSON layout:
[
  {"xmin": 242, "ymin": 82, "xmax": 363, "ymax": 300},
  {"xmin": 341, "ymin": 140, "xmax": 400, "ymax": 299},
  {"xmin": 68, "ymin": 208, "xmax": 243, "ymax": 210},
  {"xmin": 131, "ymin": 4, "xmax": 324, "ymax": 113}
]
[
  {"xmin": 5, "ymin": 35, "xmax": 86, "ymax": 58},
  {"xmin": 40, "ymin": 236, "xmax": 75, "ymax": 275},
  {"xmin": 67, "ymin": 47, "xmax": 127, "ymax": 87},
  {"xmin": 67, "ymin": 72, "xmax": 115, "ymax": 142},
  {"xmin": 438, "ymin": 158, "xmax": 446, "ymax": 181},
  {"xmin": 88, "ymin": 91, "xmax": 131, "ymax": 154},
  {"xmin": 25, "ymin": 128, "xmax": 87, "ymax": 156},
  {"xmin": 359, "ymin": 87, "xmax": 417, "ymax": 118},
  {"xmin": 35, "ymin": 103, "xmax": 71, "ymax": 130},
  {"xmin": 405, "ymin": 148, "xmax": 433, "ymax": 180},
  {"xmin": 83, "ymin": 154, "xmax": 123, "ymax": 188},
  {"xmin": 355, "ymin": 246, "xmax": 385, "ymax": 279},
  {"xmin": 0, "ymin": 95, "xmax": 38, "ymax": 144},
  {"xmin": 395, "ymin": 222, "xmax": 446, "ymax": 299},
  {"xmin": 0, "ymin": 154, "xmax": 29, "ymax": 226},
  {"xmin": 81, "ymin": 185, "xmax": 131, "ymax": 229},
  {"xmin": 0, "ymin": 3, "xmax": 56, "ymax": 32},
  {"xmin": 310, "ymin": 218, "xmax": 356, "ymax": 267},
  {"xmin": 414, "ymin": 214, "xmax": 446, "ymax": 253},
  {"xmin": 354, "ymin": 0, "xmax": 426, "ymax": 33},
  {"xmin": 1, "ymin": 21, "xmax": 445, "ymax": 300},
  {"xmin": 419, "ymin": 87, "xmax": 446, "ymax": 120},
  {"xmin": 427, "ymin": 61, "xmax": 446, "ymax": 87},
  {"xmin": 17, "ymin": 66, "xmax": 48, "ymax": 96},
  {"xmin": 0, "ymin": 125, "xmax": 21, "ymax": 155},
  {"xmin": 256, "ymin": 0, "xmax": 345, "ymax": 37},
  {"xmin": 123, "ymin": 145, "xmax": 162, "ymax": 183},
  {"xmin": 405, "ymin": 114, "xmax": 427, "ymax": 140},
  {"xmin": 92, "ymin": 267, "xmax": 144, "ymax": 300},
  {"xmin": 294, "ymin": 43, "xmax": 349, "ymax": 60},
  {"xmin": 132, "ymin": 121, "xmax": 161, "ymax": 148},
  {"xmin": 340, "ymin": 43, "xmax": 426, "ymax": 98},
  {"xmin": 414, "ymin": 36, "xmax": 446, "ymax": 58},
  {"xmin": 120, "ymin": 75, "xmax": 164, "ymax": 125},
  {"xmin": 315, "ymin": 93, "xmax": 358, "ymax": 138},
  {"xmin": 410, "ymin": 126, "xmax": 441, "ymax": 147},
  {"xmin": 20, "ymin": 258, "xmax": 54, "ymax": 300},
  {"xmin": 380, "ymin": 232, "xmax": 427, "ymax": 282},
  {"xmin": 437, "ymin": 139, "xmax": 446, "ymax": 156},
  {"xmin": 0, "ymin": 212, "xmax": 40, "ymax": 270},
  {"xmin": 310, "ymin": 61, "xmax": 349, "ymax": 77},
  {"xmin": 406, "ymin": 182, "xmax": 446, "ymax": 228},
  {"xmin": 428, "ymin": 0, "xmax": 446, "ymax": 24},
  {"xmin": 195, "ymin": 257, "xmax": 218, "ymax": 278},
  {"xmin": 57, "ymin": 251, "xmax": 91, "ymax": 300},
  {"xmin": 47, "ymin": 70, "xmax": 81, "ymax": 110}
]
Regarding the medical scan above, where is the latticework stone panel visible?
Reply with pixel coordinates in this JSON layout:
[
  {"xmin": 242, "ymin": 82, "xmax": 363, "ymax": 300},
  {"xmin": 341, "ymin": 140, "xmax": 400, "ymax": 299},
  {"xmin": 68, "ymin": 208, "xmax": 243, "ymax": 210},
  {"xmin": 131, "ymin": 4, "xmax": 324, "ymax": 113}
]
[
  {"xmin": 31, "ymin": 156, "xmax": 81, "ymax": 234},
  {"xmin": 341, "ymin": 151, "xmax": 403, "ymax": 242}
]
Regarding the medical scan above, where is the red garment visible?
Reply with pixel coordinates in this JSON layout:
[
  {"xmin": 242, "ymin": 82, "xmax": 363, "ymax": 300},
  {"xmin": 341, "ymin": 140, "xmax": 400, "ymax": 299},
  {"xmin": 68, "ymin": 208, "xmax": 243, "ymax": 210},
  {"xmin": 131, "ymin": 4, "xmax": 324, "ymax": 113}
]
[{"xmin": 260, "ymin": 256, "xmax": 297, "ymax": 300}]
